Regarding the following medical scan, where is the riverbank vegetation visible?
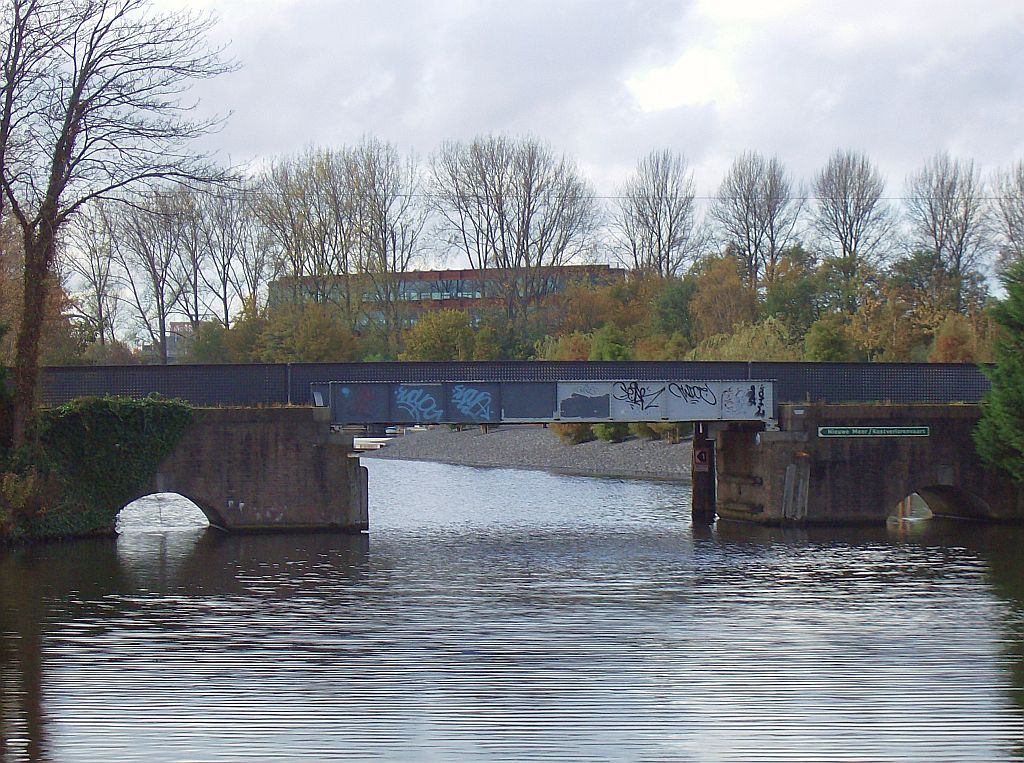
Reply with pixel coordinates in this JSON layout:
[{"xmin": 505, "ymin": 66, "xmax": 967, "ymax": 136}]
[
  {"xmin": 976, "ymin": 259, "xmax": 1024, "ymax": 481},
  {"xmin": 0, "ymin": 394, "xmax": 192, "ymax": 542}
]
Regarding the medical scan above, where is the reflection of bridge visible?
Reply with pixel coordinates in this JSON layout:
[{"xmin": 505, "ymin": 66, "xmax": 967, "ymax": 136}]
[{"xmin": 39, "ymin": 361, "xmax": 1022, "ymax": 529}]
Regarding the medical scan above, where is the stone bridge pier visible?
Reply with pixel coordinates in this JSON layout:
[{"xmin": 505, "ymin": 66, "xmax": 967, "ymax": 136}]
[
  {"xmin": 132, "ymin": 407, "xmax": 368, "ymax": 532},
  {"xmin": 705, "ymin": 404, "xmax": 1024, "ymax": 525}
]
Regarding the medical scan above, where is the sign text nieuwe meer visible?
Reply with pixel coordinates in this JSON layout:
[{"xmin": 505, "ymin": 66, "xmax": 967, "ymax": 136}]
[{"xmin": 817, "ymin": 426, "xmax": 930, "ymax": 438}]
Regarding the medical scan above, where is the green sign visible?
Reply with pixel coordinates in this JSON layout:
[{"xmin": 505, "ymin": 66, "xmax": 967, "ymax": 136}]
[{"xmin": 817, "ymin": 426, "xmax": 930, "ymax": 438}]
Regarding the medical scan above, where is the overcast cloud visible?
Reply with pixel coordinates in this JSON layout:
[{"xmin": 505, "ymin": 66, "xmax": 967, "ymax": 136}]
[{"xmin": 180, "ymin": 0, "xmax": 1024, "ymax": 196}]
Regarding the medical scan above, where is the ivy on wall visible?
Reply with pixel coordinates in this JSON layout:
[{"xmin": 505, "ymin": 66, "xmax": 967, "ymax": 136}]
[{"xmin": 2, "ymin": 396, "xmax": 192, "ymax": 540}]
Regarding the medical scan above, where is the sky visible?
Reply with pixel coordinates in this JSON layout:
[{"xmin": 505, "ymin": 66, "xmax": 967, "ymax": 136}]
[{"xmin": 176, "ymin": 0, "xmax": 1024, "ymax": 197}]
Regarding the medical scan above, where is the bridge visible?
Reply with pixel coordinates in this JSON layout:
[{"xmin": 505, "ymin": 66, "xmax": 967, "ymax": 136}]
[
  {"xmin": 37, "ymin": 361, "xmax": 1023, "ymax": 529},
  {"xmin": 42, "ymin": 360, "xmax": 990, "ymax": 408}
]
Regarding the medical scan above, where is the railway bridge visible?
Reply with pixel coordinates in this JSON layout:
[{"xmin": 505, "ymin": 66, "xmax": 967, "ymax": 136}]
[{"xmin": 40, "ymin": 361, "xmax": 1021, "ymax": 528}]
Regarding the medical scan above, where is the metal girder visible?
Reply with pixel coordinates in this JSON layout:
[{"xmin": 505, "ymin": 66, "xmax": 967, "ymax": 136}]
[
  {"xmin": 39, "ymin": 360, "xmax": 989, "ymax": 407},
  {"xmin": 314, "ymin": 380, "xmax": 776, "ymax": 425}
]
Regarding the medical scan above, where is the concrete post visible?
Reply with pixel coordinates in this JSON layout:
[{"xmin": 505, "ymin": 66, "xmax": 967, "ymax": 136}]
[{"xmin": 691, "ymin": 424, "xmax": 716, "ymax": 524}]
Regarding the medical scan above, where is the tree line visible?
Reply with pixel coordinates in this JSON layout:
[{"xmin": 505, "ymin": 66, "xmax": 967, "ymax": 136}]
[{"xmin": 22, "ymin": 138, "xmax": 1020, "ymax": 368}]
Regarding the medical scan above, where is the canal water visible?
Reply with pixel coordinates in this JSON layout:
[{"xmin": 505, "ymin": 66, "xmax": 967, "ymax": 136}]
[{"xmin": 2, "ymin": 458, "xmax": 1024, "ymax": 761}]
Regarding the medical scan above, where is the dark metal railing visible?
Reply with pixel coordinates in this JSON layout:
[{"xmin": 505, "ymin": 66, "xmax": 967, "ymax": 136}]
[{"xmin": 40, "ymin": 361, "xmax": 990, "ymax": 408}]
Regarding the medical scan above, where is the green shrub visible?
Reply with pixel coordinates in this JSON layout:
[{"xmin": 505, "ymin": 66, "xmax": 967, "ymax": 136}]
[
  {"xmin": 551, "ymin": 423, "xmax": 595, "ymax": 444},
  {"xmin": 592, "ymin": 422, "xmax": 629, "ymax": 442},
  {"xmin": 629, "ymin": 422, "xmax": 660, "ymax": 440},
  {"xmin": 627, "ymin": 421, "xmax": 693, "ymax": 442},
  {"xmin": 588, "ymin": 324, "xmax": 631, "ymax": 361},
  {"xmin": 976, "ymin": 260, "xmax": 1024, "ymax": 481},
  {"xmin": 654, "ymin": 422, "xmax": 694, "ymax": 443},
  {"xmin": 804, "ymin": 314, "xmax": 859, "ymax": 361},
  {"xmin": 0, "ymin": 469, "xmax": 41, "ymax": 535},
  {"xmin": 4, "ymin": 396, "xmax": 192, "ymax": 540}
]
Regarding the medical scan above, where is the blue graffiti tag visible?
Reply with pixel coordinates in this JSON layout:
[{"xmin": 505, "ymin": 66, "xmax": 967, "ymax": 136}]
[
  {"xmin": 451, "ymin": 385, "xmax": 493, "ymax": 420},
  {"xmin": 396, "ymin": 386, "xmax": 443, "ymax": 422}
]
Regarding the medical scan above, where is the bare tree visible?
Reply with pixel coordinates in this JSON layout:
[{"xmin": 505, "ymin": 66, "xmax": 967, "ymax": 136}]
[
  {"xmin": 255, "ymin": 156, "xmax": 318, "ymax": 299},
  {"xmin": 431, "ymin": 135, "xmax": 598, "ymax": 325},
  {"xmin": 231, "ymin": 182, "xmax": 275, "ymax": 313},
  {"xmin": 256, "ymin": 148, "xmax": 362, "ymax": 326},
  {"xmin": 199, "ymin": 186, "xmax": 237, "ymax": 326},
  {"xmin": 612, "ymin": 149, "xmax": 707, "ymax": 278},
  {"xmin": 196, "ymin": 181, "xmax": 267, "ymax": 325},
  {"xmin": 812, "ymin": 149, "xmax": 893, "ymax": 311},
  {"xmin": 314, "ymin": 148, "xmax": 363, "ymax": 327},
  {"xmin": 112, "ymin": 189, "xmax": 185, "ymax": 364},
  {"xmin": 711, "ymin": 152, "xmax": 802, "ymax": 289},
  {"xmin": 352, "ymin": 138, "xmax": 426, "ymax": 353},
  {"xmin": 63, "ymin": 201, "xmax": 122, "ymax": 346},
  {"xmin": 0, "ymin": 0, "xmax": 232, "ymax": 442},
  {"xmin": 711, "ymin": 155, "xmax": 763, "ymax": 288},
  {"xmin": 431, "ymin": 139, "xmax": 501, "ymax": 275},
  {"xmin": 169, "ymin": 187, "xmax": 207, "ymax": 328},
  {"xmin": 904, "ymin": 153, "xmax": 992, "ymax": 313},
  {"xmin": 992, "ymin": 160, "xmax": 1024, "ymax": 272}
]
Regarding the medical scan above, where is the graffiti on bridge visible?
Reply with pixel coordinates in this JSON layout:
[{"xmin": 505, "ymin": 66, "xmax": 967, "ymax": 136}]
[
  {"xmin": 395, "ymin": 385, "xmax": 444, "ymax": 423},
  {"xmin": 451, "ymin": 384, "xmax": 495, "ymax": 421},
  {"xmin": 325, "ymin": 379, "xmax": 774, "ymax": 423},
  {"xmin": 613, "ymin": 381, "xmax": 665, "ymax": 412},
  {"xmin": 559, "ymin": 380, "xmax": 773, "ymax": 421},
  {"xmin": 559, "ymin": 383, "xmax": 611, "ymax": 419},
  {"xmin": 748, "ymin": 384, "xmax": 766, "ymax": 418},
  {"xmin": 668, "ymin": 382, "xmax": 717, "ymax": 406}
]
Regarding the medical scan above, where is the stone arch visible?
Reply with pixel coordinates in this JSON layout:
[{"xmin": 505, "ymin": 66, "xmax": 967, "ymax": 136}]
[
  {"xmin": 119, "ymin": 490, "xmax": 228, "ymax": 530},
  {"xmin": 910, "ymin": 484, "xmax": 994, "ymax": 520},
  {"xmin": 136, "ymin": 407, "xmax": 367, "ymax": 533},
  {"xmin": 894, "ymin": 456, "xmax": 996, "ymax": 520}
]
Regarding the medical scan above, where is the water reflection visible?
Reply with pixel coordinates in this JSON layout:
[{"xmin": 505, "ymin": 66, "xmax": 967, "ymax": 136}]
[
  {"xmin": 2, "ymin": 537, "xmax": 129, "ymax": 762},
  {"xmin": 1, "ymin": 460, "xmax": 1023, "ymax": 761}
]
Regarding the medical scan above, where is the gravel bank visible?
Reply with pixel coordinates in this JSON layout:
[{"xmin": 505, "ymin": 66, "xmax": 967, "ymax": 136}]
[{"xmin": 362, "ymin": 425, "xmax": 693, "ymax": 481}]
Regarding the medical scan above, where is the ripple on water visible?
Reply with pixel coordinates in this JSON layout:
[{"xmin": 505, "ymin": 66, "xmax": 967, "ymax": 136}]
[{"xmin": 1, "ymin": 459, "xmax": 1023, "ymax": 761}]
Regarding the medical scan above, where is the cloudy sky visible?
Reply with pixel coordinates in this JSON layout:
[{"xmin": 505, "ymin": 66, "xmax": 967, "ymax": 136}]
[{"xmin": 179, "ymin": 0, "xmax": 1024, "ymax": 196}]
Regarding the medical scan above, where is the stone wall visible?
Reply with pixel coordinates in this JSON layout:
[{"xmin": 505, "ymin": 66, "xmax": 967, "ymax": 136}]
[{"xmin": 715, "ymin": 404, "xmax": 1024, "ymax": 525}]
